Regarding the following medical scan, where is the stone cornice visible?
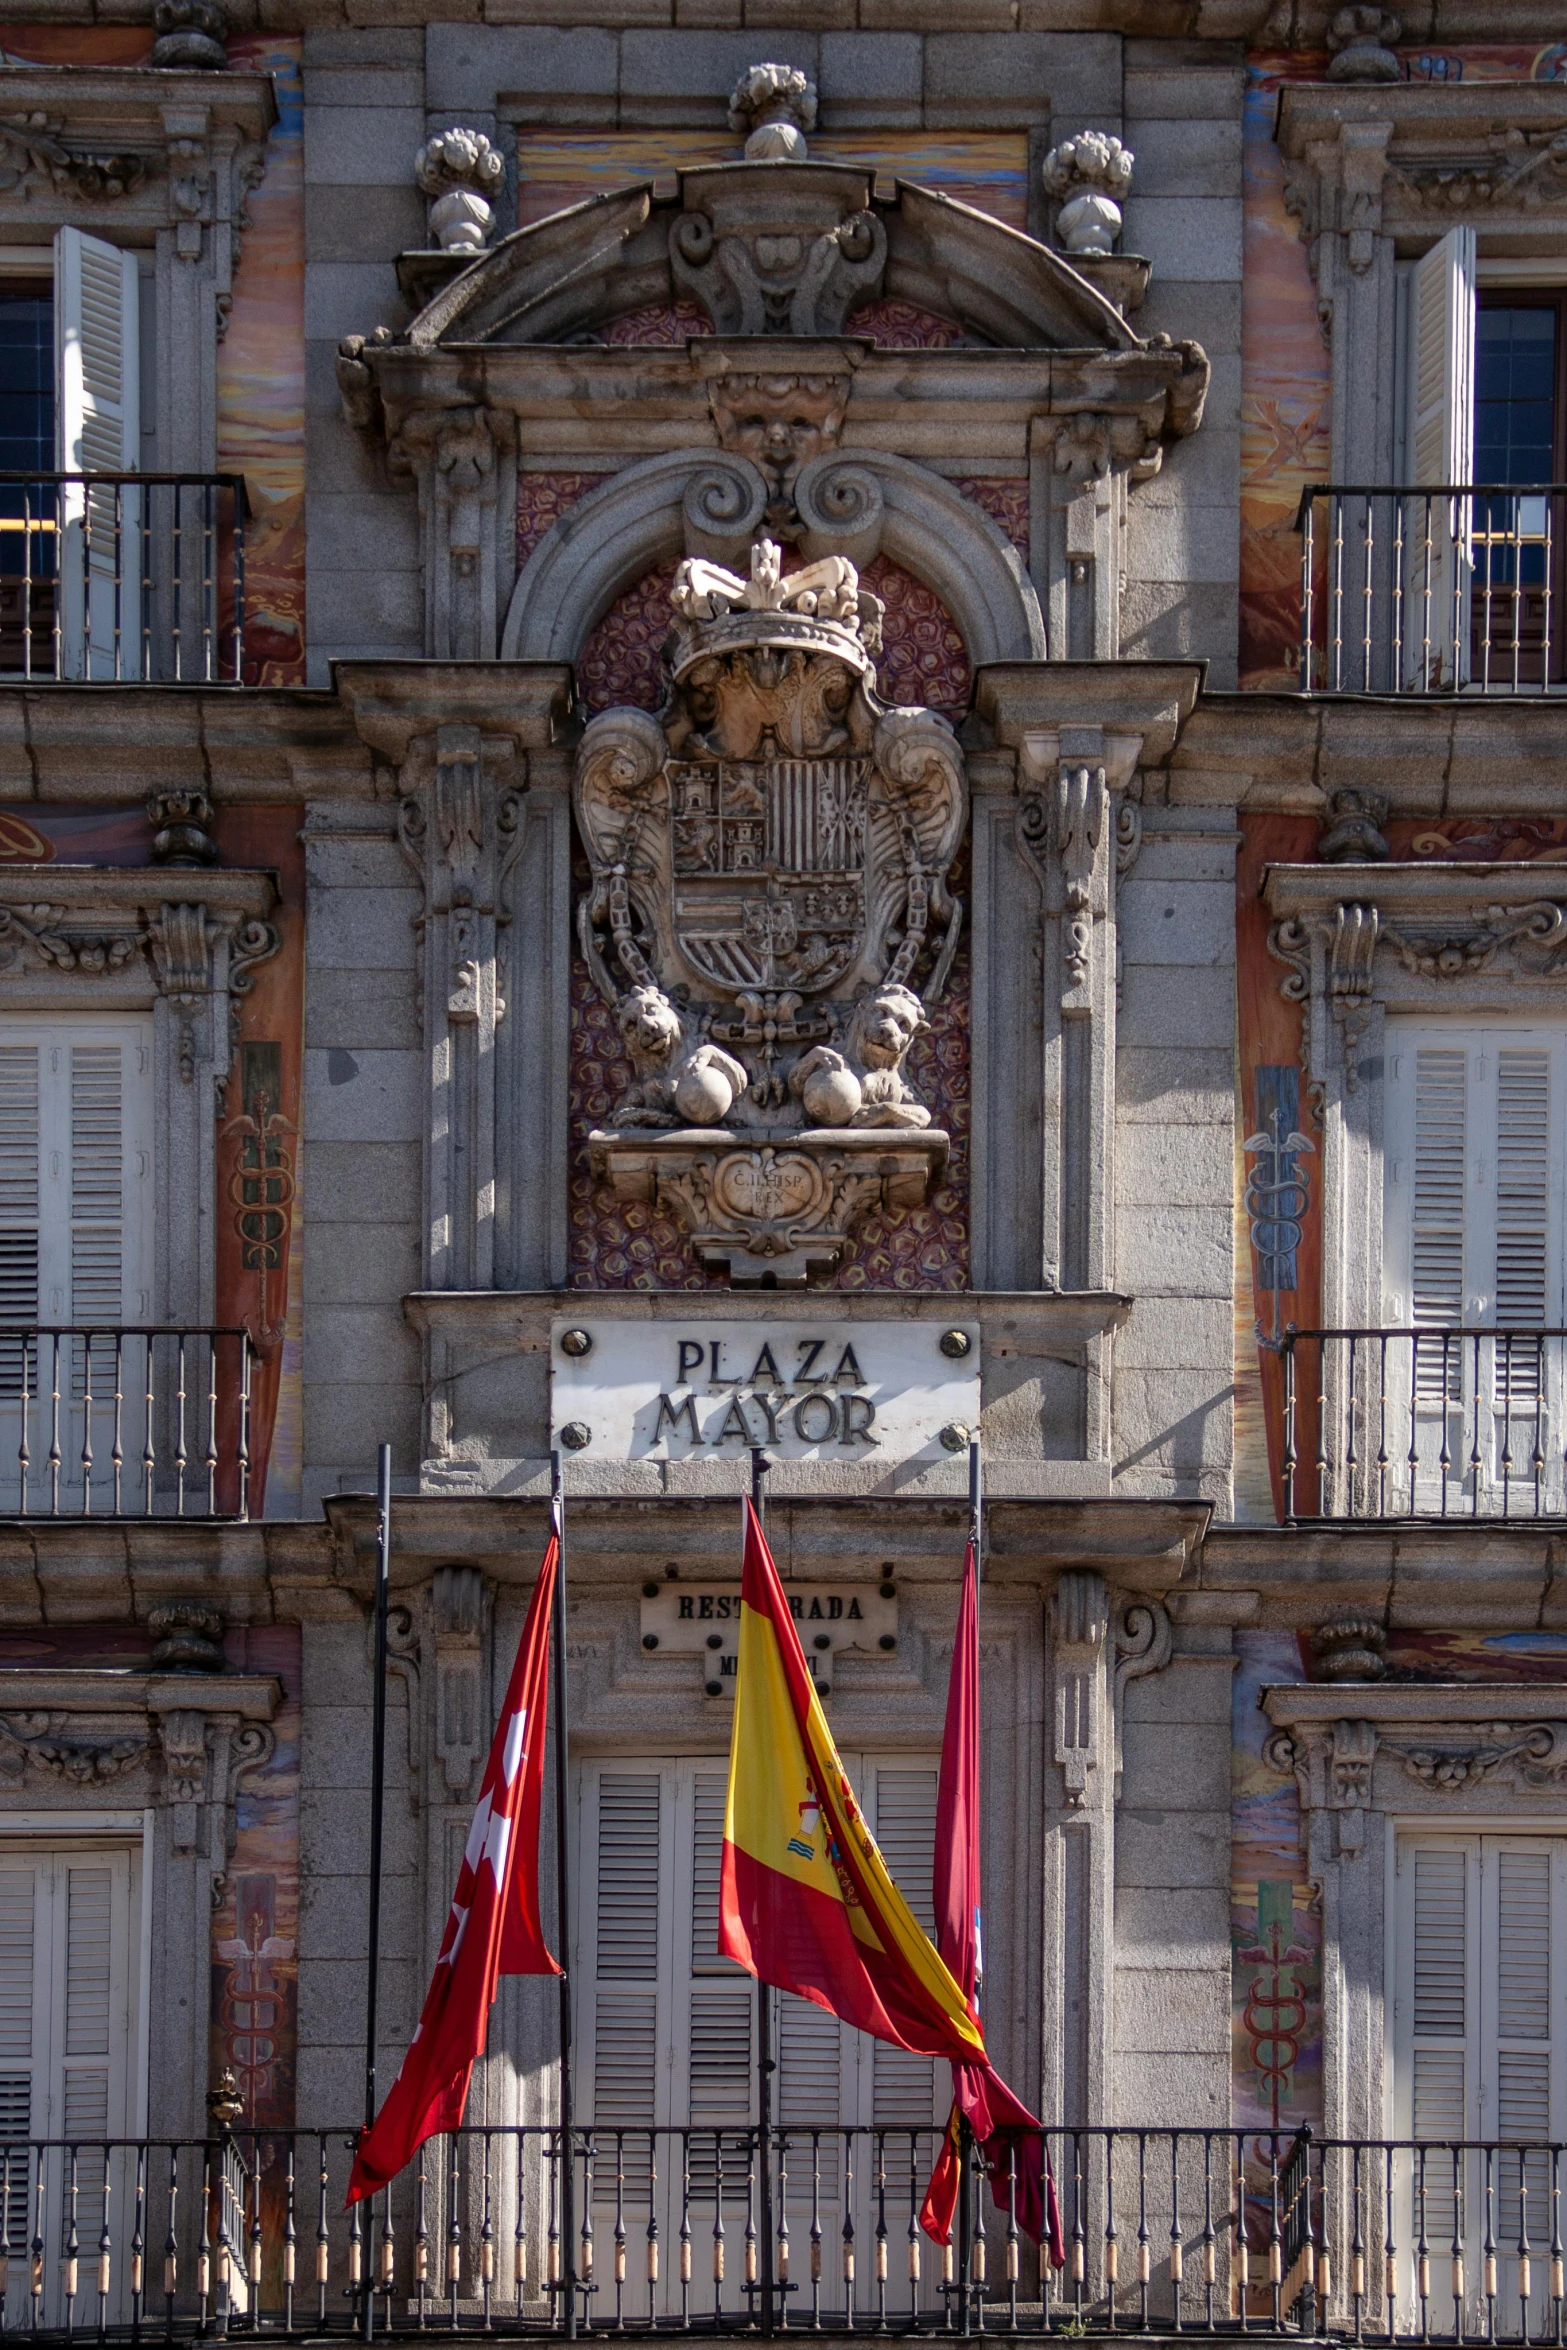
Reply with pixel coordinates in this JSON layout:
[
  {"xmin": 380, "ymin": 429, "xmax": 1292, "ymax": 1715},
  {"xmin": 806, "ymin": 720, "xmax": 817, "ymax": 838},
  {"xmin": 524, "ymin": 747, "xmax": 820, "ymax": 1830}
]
[
  {"xmin": 332, "ymin": 661, "xmax": 573, "ymax": 763},
  {"xmin": 1159, "ymin": 691, "xmax": 1567, "ymax": 816},
  {"xmin": 0, "ymin": 1667, "xmax": 279, "ymax": 1719},
  {"xmin": 977, "ymin": 662, "xmax": 1202, "ymax": 770},
  {"xmin": 0, "ymin": 686, "xmax": 369, "ymax": 802},
  {"xmin": 1265, "ymin": 1682, "xmax": 1567, "ymax": 1728}
]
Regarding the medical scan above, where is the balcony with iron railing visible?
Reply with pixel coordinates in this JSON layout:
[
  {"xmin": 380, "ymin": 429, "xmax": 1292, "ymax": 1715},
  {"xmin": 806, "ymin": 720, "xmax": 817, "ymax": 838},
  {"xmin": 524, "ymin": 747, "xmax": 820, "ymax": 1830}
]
[
  {"xmin": 0, "ymin": 1326, "xmax": 256, "ymax": 1519},
  {"xmin": 4, "ymin": 2121, "xmax": 1565, "ymax": 2342},
  {"xmin": 1276, "ymin": 1327, "xmax": 1567, "ymax": 1522},
  {"xmin": 0, "ymin": 473, "xmax": 248, "ymax": 685},
  {"xmin": 1295, "ymin": 486, "xmax": 1567, "ymax": 696}
]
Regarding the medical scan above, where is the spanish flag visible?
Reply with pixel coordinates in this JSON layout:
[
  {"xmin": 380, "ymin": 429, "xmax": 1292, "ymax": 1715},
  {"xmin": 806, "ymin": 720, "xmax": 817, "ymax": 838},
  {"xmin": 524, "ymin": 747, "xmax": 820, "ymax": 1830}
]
[{"xmin": 719, "ymin": 1499, "xmax": 988, "ymax": 2065}]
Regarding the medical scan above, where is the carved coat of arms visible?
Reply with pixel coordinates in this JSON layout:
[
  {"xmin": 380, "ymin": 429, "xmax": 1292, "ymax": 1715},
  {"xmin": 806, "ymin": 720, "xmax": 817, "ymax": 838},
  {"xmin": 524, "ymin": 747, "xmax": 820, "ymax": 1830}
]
[{"xmin": 574, "ymin": 538, "xmax": 968, "ymax": 1282}]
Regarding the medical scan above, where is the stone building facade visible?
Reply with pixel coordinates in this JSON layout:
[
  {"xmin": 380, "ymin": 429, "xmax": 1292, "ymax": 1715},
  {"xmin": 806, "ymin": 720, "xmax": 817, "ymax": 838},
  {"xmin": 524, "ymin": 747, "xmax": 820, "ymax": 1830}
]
[{"xmin": 0, "ymin": 0, "xmax": 1566, "ymax": 2331}]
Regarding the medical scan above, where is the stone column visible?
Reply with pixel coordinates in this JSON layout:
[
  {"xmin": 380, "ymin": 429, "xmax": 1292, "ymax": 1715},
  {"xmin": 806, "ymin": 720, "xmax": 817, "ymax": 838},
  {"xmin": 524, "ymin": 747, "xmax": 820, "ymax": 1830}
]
[{"xmin": 1042, "ymin": 1569, "xmax": 1116, "ymax": 2124}]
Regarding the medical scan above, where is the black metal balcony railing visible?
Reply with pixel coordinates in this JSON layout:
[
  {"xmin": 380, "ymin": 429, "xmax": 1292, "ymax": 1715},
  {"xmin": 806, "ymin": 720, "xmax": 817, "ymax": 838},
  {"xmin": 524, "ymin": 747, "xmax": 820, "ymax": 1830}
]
[
  {"xmin": 1, "ymin": 2124, "xmax": 1565, "ymax": 2342},
  {"xmin": 0, "ymin": 1327, "xmax": 255, "ymax": 1519},
  {"xmin": 1278, "ymin": 1327, "xmax": 1567, "ymax": 1522},
  {"xmin": 0, "ymin": 472, "xmax": 248, "ymax": 684},
  {"xmin": 1295, "ymin": 485, "xmax": 1567, "ymax": 695}
]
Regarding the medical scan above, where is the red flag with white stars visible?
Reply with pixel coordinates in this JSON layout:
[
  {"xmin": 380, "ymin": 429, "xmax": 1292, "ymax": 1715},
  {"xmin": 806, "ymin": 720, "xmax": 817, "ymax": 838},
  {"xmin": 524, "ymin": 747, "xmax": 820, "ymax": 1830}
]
[{"xmin": 347, "ymin": 1527, "xmax": 561, "ymax": 2203}]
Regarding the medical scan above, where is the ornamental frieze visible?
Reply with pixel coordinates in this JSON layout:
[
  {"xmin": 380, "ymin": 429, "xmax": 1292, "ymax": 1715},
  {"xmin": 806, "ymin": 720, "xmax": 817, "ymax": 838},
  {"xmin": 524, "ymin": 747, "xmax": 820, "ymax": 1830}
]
[{"xmin": 574, "ymin": 537, "xmax": 967, "ymax": 1284}]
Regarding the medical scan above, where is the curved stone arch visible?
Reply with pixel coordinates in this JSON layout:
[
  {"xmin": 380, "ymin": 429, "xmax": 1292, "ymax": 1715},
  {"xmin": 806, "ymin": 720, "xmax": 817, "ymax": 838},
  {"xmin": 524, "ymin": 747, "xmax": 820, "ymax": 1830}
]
[{"xmin": 501, "ymin": 446, "xmax": 1044, "ymax": 666}]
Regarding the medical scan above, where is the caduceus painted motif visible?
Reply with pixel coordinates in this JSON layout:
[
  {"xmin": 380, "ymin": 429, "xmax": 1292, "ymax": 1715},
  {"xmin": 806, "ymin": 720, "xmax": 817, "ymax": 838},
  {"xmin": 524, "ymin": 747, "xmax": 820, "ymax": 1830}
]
[{"xmin": 573, "ymin": 537, "xmax": 970, "ymax": 1282}]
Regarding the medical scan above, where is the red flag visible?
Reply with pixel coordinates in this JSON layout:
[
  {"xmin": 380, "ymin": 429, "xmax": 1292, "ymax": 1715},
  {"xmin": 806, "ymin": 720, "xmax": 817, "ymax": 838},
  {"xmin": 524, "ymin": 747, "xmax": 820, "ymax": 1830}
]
[
  {"xmin": 347, "ymin": 1530, "xmax": 562, "ymax": 2204},
  {"xmin": 920, "ymin": 1540, "xmax": 1065, "ymax": 2265}
]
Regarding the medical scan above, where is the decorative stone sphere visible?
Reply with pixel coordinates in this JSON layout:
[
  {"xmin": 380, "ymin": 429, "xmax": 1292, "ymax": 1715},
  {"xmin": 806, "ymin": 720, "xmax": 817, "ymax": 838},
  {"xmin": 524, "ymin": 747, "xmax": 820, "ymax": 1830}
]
[
  {"xmin": 800, "ymin": 1063, "xmax": 863, "ymax": 1127},
  {"xmin": 674, "ymin": 1058, "xmax": 742, "ymax": 1125}
]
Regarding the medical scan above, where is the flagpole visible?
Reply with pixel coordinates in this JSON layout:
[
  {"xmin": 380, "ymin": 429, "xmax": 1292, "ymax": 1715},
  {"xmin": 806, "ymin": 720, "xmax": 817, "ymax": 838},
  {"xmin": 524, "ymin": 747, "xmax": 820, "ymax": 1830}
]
[
  {"xmin": 959, "ymin": 1436, "xmax": 983, "ymax": 2337},
  {"xmin": 749, "ymin": 1446, "xmax": 776, "ymax": 2340},
  {"xmin": 363, "ymin": 1441, "xmax": 392, "ymax": 2343},
  {"xmin": 551, "ymin": 1448, "xmax": 577, "ymax": 2341}
]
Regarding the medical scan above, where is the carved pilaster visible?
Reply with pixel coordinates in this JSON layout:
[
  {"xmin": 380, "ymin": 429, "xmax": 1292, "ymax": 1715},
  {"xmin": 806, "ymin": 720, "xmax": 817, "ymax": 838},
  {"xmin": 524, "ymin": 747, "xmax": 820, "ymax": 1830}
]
[
  {"xmin": 398, "ymin": 723, "xmax": 524, "ymax": 1294},
  {"xmin": 393, "ymin": 406, "xmax": 516, "ymax": 661},
  {"xmin": 1042, "ymin": 1570, "xmax": 1116, "ymax": 2127},
  {"xmin": 431, "ymin": 1564, "xmax": 486, "ymax": 1797}
]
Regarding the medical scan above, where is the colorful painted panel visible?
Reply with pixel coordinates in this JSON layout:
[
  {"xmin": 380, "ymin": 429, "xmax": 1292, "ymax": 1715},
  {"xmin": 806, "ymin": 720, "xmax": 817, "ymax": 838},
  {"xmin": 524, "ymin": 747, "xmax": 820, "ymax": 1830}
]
[
  {"xmin": 0, "ymin": 805, "xmax": 154, "ymax": 864},
  {"xmin": 212, "ymin": 806, "xmax": 305, "ymax": 1519},
  {"xmin": 518, "ymin": 131, "xmax": 1028, "ymax": 234},
  {"xmin": 221, "ymin": 36, "xmax": 306, "ymax": 686}
]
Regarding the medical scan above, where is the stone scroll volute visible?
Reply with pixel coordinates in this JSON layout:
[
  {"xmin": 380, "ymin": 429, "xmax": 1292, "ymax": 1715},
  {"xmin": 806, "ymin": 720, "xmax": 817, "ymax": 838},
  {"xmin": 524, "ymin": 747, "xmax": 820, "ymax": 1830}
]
[{"xmin": 574, "ymin": 539, "xmax": 968, "ymax": 1284}]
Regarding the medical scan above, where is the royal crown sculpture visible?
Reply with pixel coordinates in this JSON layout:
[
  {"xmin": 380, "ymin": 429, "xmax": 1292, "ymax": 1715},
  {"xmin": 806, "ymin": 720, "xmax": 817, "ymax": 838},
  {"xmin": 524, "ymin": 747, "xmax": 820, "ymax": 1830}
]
[{"xmin": 574, "ymin": 539, "xmax": 968, "ymax": 1284}]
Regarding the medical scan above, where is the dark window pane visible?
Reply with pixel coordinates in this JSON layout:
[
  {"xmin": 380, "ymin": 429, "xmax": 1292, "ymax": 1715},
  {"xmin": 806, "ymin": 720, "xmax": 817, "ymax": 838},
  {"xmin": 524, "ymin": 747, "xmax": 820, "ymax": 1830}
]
[
  {"xmin": 1476, "ymin": 305, "xmax": 1559, "ymax": 486},
  {"xmin": 0, "ymin": 291, "xmax": 53, "ymax": 475}
]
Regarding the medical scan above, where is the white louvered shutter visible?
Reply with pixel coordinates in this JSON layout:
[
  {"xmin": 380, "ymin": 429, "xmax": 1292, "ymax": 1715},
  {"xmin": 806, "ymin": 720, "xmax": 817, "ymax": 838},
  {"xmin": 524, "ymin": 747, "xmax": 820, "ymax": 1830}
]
[
  {"xmin": 1403, "ymin": 225, "xmax": 1476, "ymax": 687},
  {"xmin": 1407, "ymin": 227, "xmax": 1477, "ymax": 491},
  {"xmin": 1487, "ymin": 1844, "xmax": 1554, "ymax": 2246},
  {"xmin": 0, "ymin": 1022, "xmax": 151, "ymax": 1337},
  {"xmin": 0, "ymin": 1048, "xmax": 40, "ymax": 1394},
  {"xmin": 1385, "ymin": 1023, "xmax": 1566, "ymax": 1402},
  {"xmin": 866, "ymin": 1767, "xmax": 942, "ymax": 2127},
  {"xmin": 587, "ymin": 1772, "xmax": 663, "ymax": 2131},
  {"xmin": 0, "ymin": 1861, "xmax": 38, "ymax": 2252},
  {"xmin": 686, "ymin": 1769, "xmax": 752, "ymax": 2149},
  {"xmin": 1403, "ymin": 1840, "xmax": 1474, "ymax": 2145},
  {"xmin": 54, "ymin": 226, "xmax": 140, "ymax": 682}
]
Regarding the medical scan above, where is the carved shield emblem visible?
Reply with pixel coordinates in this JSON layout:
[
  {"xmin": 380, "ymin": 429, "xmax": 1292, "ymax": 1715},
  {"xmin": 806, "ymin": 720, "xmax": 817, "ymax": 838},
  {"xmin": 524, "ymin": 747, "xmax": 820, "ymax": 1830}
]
[{"xmin": 668, "ymin": 756, "xmax": 868, "ymax": 994}]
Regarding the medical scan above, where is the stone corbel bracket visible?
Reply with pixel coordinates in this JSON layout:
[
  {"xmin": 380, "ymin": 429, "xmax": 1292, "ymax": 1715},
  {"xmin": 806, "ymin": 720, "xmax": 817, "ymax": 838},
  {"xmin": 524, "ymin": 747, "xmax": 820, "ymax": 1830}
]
[
  {"xmin": 0, "ymin": 1666, "xmax": 278, "ymax": 1864},
  {"xmin": 389, "ymin": 404, "xmax": 517, "ymax": 663}
]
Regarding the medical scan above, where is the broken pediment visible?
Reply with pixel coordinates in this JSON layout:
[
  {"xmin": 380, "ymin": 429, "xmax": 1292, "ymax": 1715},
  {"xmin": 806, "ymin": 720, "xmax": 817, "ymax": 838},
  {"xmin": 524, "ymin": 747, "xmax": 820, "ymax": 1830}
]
[{"xmin": 400, "ymin": 161, "xmax": 1144, "ymax": 355}]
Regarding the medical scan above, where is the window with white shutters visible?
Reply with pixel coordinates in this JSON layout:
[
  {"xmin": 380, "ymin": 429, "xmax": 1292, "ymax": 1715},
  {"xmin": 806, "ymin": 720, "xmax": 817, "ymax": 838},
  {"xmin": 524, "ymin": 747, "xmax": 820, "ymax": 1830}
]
[
  {"xmin": 1384, "ymin": 1021, "xmax": 1567, "ymax": 1459},
  {"xmin": 0, "ymin": 1018, "xmax": 153, "ymax": 1398},
  {"xmin": 0, "ymin": 1840, "xmax": 140, "ymax": 2260},
  {"xmin": 1394, "ymin": 1835, "xmax": 1567, "ymax": 2317},
  {"xmin": 578, "ymin": 1755, "xmax": 944, "ymax": 2137}
]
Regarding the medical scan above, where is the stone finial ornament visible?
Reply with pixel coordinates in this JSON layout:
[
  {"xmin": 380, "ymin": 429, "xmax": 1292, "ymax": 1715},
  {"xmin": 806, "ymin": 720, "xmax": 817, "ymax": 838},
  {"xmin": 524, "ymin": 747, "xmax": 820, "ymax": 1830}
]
[
  {"xmin": 1316, "ymin": 787, "xmax": 1390, "ymax": 863},
  {"xmin": 415, "ymin": 128, "xmax": 505, "ymax": 254},
  {"xmin": 729, "ymin": 63, "xmax": 818, "ymax": 161},
  {"xmin": 151, "ymin": 0, "xmax": 229, "ymax": 69},
  {"xmin": 148, "ymin": 1602, "xmax": 227, "ymax": 1674},
  {"xmin": 1326, "ymin": 6, "xmax": 1402, "ymax": 82},
  {"xmin": 1041, "ymin": 131, "xmax": 1135, "ymax": 257},
  {"xmin": 1308, "ymin": 1617, "xmax": 1389, "ymax": 1682}
]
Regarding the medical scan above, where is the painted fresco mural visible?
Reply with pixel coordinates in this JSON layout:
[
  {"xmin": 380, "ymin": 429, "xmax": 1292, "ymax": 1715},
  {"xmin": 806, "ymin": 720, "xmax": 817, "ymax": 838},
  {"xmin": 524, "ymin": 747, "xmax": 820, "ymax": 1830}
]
[
  {"xmin": 1240, "ymin": 43, "xmax": 1566, "ymax": 691},
  {"xmin": 518, "ymin": 129, "xmax": 1028, "ymax": 234},
  {"xmin": 213, "ymin": 1623, "xmax": 301, "ymax": 2145}
]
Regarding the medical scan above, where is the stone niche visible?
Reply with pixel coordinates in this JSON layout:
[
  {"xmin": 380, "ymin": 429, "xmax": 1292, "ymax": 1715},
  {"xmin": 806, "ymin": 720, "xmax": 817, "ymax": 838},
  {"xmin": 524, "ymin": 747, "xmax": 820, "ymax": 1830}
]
[{"xmin": 574, "ymin": 537, "xmax": 967, "ymax": 1284}]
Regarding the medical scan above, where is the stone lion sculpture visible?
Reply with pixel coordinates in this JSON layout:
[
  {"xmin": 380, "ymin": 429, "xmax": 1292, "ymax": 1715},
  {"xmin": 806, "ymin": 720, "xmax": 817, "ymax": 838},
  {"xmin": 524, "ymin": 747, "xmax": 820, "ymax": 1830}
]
[
  {"xmin": 789, "ymin": 982, "xmax": 932, "ymax": 1130},
  {"xmin": 610, "ymin": 985, "xmax": 751, "ymax": 1129}
]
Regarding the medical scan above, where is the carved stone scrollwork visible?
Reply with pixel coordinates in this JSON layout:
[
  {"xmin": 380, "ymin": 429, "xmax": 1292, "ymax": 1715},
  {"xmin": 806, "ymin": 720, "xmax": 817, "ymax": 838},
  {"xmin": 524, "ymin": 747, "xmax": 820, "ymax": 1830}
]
[
  {"xmin": 0, "ymin": 1711, "xmax": 148, "ymax": 1783},
  {"xmin": 1060, "ymin": 765, "xmax": 1106, "ymax": 1002},
  {"xmin": 707, "ymin": 363, "xmax": 853, "ymax": 540},
  {"xmin": 668, "ymin": 174, "xmax": 887, "ymax": 336},
  {"xmin": 0, "ymin": 114, "xmax": 146, "ymax": 202},
  {"xmin": 576, "ymin": 536, "xmax": 965, "ymax": 1283}
]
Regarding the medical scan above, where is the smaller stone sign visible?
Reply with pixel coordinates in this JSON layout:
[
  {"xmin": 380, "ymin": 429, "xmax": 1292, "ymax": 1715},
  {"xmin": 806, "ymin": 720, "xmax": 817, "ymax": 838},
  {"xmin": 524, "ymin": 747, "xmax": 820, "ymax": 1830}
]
[
  {"xmin": 550, "ymin": 1318, "xmax": 980, "ymax": 1461},
  {"xmin": 639, "ymin": 1580, "xmax": 897, "ymax": 1698}
]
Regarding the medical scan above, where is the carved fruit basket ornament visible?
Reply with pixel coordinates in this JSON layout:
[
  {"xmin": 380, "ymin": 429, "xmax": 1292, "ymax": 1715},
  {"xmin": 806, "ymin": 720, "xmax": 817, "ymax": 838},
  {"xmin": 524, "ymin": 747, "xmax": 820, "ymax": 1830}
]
[{"xmin": 574, "ymin": 538, "xmax": 967, "ymax": 1284}]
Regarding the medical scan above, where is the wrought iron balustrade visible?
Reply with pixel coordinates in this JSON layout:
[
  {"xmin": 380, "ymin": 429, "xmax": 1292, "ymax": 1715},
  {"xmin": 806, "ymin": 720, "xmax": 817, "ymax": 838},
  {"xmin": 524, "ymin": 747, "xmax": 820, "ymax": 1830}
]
[
  {"xmin": 0, "ymin": 472, "xmax": 248, "ymax": 684},
  {"xmin": 0, "ymin": 1326, "xmax": 254, "ymax": 1519},
  {"xmin": 1295, "ymin": 485, "xmax": 1567, "ymax": 695},
  {"xmin": 1, "ymin": 2123, "xmax": 1563, "ymax": 2341},
  {"xmin": 1278, "ymin": 1327, "xmax": 1567, "ymax": 1521}
]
